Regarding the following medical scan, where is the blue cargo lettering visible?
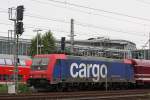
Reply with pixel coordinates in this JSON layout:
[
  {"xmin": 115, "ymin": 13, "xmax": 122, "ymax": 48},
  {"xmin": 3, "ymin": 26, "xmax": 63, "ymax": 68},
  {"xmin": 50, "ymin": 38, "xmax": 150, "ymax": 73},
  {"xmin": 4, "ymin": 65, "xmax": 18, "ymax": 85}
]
[{"xmin": 70, "ymin": 63, "xmax": 107, "ymax": 82}]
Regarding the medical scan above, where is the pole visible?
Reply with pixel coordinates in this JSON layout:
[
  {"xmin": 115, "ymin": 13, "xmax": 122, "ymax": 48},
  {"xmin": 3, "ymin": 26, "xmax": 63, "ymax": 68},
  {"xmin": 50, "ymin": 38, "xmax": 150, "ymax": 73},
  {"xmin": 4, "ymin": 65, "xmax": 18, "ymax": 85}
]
[
  {"xmin": 70, "ymin": 19, "xmax": 74, "ymax": 53},
  {"xmin": 149, "ymin": 32, "xmax": 150, "ymax": 50},
  {"xmin": 37, "ymin": 31, "xmax": 38, "ymax": 54},
  {"xmin": 16, "ymin": 34, "xmax": 19, "ymax": 94},
  {"xmin": 149, "ymin": 33, "xmax": 150, "ymax": 59},
  {"xmin": 105, "ymin": 74, "xmax": 107, "ymax": 91},
  {"xmin": 8, "ymin": 30, "xmax": 13, "ymax": 54},
  {"xmin": 13, "ymin": 20, "xmax": 18, "ymax": 94},
  {"xmin": 33, "ymin": 29, "xmax": 42, "ymax": 54},
  {"xmin": 9, "ymin": 7, "xmax": 18, "ymax": 94}
]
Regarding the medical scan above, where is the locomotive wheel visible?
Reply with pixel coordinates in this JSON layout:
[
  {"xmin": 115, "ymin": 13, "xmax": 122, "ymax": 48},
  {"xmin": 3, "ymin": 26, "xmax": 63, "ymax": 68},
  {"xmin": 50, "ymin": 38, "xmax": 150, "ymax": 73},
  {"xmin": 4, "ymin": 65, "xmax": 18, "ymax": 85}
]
[{"xmin": 56, "ymin": 84, "xmax": 63, "ymax": 92}]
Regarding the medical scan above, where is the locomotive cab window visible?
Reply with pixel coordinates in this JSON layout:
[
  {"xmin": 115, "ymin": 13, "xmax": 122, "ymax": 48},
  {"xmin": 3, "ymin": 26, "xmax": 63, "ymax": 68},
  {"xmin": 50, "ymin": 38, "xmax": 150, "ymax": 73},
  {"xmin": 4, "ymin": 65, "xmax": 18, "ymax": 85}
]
[{"xmin": 31, "ymin": 57, "xmax": 49, "ymax": 70}]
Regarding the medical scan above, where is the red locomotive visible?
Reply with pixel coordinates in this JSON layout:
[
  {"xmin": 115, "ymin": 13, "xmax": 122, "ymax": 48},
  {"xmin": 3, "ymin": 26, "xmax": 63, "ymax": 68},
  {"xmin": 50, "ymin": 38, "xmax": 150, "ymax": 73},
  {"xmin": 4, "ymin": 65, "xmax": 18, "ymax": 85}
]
[{"xmin": 28, "ymin": 54, "xmax": 150, "ymax": 91}]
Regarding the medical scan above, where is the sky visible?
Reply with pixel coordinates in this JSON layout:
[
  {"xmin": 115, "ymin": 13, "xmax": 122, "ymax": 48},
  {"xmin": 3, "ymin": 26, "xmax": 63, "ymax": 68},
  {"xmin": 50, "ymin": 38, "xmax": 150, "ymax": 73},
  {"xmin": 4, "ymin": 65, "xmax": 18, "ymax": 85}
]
[{"xmin": 1, "ymin": 0, "xmax": 150, "ymax": 49}]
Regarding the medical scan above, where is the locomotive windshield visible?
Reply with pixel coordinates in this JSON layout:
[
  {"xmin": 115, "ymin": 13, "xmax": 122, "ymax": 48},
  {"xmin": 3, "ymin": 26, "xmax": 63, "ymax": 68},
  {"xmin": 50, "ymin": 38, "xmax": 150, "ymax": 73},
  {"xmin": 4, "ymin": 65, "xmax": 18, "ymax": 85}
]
[{"xmin": 31, "ymin": 57, "xmax": 49, "ymax": 70}]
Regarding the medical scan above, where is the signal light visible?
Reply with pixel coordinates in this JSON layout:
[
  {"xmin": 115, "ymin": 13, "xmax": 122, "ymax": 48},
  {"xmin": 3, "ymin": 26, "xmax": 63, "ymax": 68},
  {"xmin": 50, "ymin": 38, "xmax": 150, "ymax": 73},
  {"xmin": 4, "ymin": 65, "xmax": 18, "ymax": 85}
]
[
  {"xmin": 61, "ymin": 37, "xmax": 65, "ymax": 51},
  {"xmin": 16, "ymin": 22, "xmax": 24, "ymax": 35},
  {"xmin": 17, "ymin": 5, "xmax": 24, "ymax": 21}
]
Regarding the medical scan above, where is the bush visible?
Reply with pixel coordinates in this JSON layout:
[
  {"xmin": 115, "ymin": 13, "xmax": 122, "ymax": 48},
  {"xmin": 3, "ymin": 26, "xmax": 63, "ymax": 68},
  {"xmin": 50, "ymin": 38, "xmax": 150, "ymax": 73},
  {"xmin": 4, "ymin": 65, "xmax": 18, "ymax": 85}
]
[
  {"xmin": 18, "ymin": 84, "xmax": 30, "ymax": 93},
  {"xmin": 0, "ymin": 84, "xmax": 8, "ymax": 93},
  {"xmin": 0, "ymin": 84, "xmax": 31, "ymax": 94}
]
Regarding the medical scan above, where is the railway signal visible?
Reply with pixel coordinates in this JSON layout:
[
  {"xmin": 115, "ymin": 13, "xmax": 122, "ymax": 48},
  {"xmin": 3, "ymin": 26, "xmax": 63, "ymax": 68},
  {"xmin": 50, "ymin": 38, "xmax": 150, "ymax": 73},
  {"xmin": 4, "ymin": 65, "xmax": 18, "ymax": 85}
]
[
  {"xmin": 16, "ymin": 5, "xmax": 24, "ymax": 21},
  {"xmin": 8, "ymin": 5, "xmax": 25, "ymax": 94},
  {"xmin": 61, "ymin": 37, "xmax": 66, "ymax": 51},
  {"xmin": 16, "ymin": 21, "xmax": 24, "ymax": 35},
  {"xmin": 16, "ymin": 5, "xmax": 24, "ymax": 35}
]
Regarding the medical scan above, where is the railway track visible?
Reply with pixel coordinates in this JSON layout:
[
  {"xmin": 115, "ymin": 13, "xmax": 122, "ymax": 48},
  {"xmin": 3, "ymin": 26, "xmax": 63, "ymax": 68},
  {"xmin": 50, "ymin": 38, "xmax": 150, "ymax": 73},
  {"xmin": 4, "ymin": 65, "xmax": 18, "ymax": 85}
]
[{"xmin": 0, "ymin": 89, "xmax": 150, "ymax": 100}]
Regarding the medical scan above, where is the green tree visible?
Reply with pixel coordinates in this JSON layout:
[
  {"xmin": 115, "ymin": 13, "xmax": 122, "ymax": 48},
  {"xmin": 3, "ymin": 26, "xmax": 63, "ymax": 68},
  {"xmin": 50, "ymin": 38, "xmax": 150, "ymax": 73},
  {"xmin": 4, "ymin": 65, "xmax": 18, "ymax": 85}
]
[
  {"xmin": 42, "ymin": 31, "xmax": 56, "ymax": 54},
  {"xmin": 29, "ymin": 33, "xmax": 42, "ymax": 56},
  {"xmin": 29, "ymin": 31, "xmax": 56, "ymax": 56}
]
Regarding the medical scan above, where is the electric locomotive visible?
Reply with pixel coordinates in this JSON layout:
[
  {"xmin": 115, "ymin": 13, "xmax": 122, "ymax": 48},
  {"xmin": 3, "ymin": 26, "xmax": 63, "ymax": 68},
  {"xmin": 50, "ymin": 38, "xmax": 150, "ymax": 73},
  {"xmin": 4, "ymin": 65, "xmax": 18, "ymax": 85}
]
[{"xmin": 28, "ymin": 54, "xmax": 135, "ymax": 91}]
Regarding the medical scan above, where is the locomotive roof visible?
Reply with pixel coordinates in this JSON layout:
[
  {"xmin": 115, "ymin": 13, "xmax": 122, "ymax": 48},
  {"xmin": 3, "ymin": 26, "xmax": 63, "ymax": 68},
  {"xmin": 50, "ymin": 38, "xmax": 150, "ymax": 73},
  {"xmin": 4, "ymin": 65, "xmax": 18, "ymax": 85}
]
[{"xmin": 67, "ymin": 55, "xmax": 123, "ymax": 62}]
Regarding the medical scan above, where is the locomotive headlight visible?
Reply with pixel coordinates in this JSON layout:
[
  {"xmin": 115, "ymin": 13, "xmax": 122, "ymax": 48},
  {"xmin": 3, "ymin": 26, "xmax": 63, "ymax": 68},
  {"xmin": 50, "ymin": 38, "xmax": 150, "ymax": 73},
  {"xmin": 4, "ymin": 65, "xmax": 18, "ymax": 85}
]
[{"xmin": 30, "ymin": 75, "xmax": 33, "ymax": 78}]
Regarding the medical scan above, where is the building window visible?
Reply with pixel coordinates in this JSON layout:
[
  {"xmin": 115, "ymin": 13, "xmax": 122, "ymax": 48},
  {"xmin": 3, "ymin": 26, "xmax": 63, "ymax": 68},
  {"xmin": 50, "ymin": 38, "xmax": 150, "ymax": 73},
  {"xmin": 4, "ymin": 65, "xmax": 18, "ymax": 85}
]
[
  {"xmin": 5, "ymin": 59, "xmax": 13, "ymax": 65},
  {"xmin": 0, "ymin": 59, "xmax": 5, "ymax": 65}
]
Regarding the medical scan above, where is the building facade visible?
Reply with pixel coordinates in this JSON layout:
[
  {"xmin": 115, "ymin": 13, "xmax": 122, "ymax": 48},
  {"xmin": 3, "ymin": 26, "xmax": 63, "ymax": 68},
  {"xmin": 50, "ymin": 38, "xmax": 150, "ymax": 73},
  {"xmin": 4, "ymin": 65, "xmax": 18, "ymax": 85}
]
[
  {"xmin": 0, "ymin": 36, "xmax": 31, "ymax": 55},
  {"xmin": 0, "ymin": 36, "xmax": 137, "ymax": 59},
  {"xmin": 57, "ymin": 37, "xmax": 136, "ymax": 59}
]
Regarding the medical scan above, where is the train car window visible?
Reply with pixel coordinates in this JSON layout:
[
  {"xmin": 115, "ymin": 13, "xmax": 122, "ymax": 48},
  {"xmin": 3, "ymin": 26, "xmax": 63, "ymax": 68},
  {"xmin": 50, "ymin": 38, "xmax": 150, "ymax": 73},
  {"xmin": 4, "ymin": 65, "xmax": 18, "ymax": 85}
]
[
  {"xmin": 5, "ymin": 59, "xmax": 13, "ymax": 65},
  {"xmin": 10, "ymin": 75, "xmax": 14, "ymax": 81},
  {"xmin": 0, "ymin": 75, "xmax": 2, "ymax": 80},
  {"xmin": 3, "ymin": 75, "xmax": 9, "ymax": 80},
  {"xmin": 0, "ymin": 59, "xmax": 5, "ymax": 65}
]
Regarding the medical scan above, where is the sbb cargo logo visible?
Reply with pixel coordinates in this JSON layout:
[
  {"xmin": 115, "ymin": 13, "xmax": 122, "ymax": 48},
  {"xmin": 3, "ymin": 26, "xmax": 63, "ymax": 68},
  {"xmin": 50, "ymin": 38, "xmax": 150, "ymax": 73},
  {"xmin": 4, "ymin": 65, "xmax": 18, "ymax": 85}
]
[{"xmin": 70, "ymin": 63, "xmax": 107, "ymax": 82}]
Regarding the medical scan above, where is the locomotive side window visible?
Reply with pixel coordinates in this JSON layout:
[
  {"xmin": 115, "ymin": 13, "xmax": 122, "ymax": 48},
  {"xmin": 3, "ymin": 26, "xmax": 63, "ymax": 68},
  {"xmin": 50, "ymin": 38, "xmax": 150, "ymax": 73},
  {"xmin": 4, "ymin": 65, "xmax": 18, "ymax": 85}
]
[
  {"xmin": 0, "ymin": 59, "xmax": 5, "ymax": 65},
  {"xmin": 31, "ymin": 57, "xmax": 49, "ymax": 70}
]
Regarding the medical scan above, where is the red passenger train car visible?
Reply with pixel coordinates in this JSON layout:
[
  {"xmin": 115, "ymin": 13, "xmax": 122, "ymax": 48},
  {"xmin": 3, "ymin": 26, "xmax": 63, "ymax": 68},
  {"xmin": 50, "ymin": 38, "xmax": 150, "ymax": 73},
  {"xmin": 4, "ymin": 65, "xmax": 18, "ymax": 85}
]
[
  {"xmin": 0, "ymin": 54, "xmax": 32, "ymax": 84},
  {"xmin": 131, "ymin": 59, "xmax": 150, "ymax": 84},
  {"xmin": 124, "ymin": 59, "xmax": 150, "ymax": 86}
]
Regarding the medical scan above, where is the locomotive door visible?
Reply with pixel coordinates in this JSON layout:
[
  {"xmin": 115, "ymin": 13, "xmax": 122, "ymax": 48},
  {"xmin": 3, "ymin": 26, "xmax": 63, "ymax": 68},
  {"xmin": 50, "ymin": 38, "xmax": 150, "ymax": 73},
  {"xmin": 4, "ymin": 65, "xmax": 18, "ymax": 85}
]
[{"xmin": 53, "ymin": 59, "xmax": 62, "ymax": 83}]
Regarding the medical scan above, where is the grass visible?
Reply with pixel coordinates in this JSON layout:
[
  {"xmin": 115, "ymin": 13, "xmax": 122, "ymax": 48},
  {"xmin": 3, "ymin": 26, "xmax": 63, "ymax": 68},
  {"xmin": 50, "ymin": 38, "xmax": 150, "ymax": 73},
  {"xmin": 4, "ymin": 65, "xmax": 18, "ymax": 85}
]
[
  {"xmin": 0, "ymin": 84, "xmax": 8, "ymax": 93},
  {"xmin": 18, "ymin": 84, "xmax": 30, "ymax": 93},
  {"xmin": 0, "ymin": 84, "xmax": 31, "ymax": 94}
]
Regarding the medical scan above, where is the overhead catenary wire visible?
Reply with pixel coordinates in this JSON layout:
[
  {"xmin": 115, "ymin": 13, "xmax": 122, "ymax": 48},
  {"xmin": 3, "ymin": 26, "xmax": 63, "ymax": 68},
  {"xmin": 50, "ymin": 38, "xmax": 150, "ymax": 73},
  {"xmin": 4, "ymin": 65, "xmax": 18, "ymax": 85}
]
[
  {"xmin": 30, "ymin": 0, "xmax": 150, "ymax": 27},
  {"xmin": 0, "ymin": 7, "xmax": 148, "ymax": 38},
  {"xmin": 135, "ymin": 0, "xmax": 150, "ymax": 5},
  {"xmin": 0, "ymin": 20, "xmax": 147, "ymax": 39},
  {"xmin": 24, "ymin": 14, "xmax": 147, "ymax": 36},
  {"xmin": 0, "ymin": 2, "xmax": 150, "ymax": 28},
  {"xmin": 0, "ymin": 16, "xmax": 147, "ymax": 38},
  {"xmin": 75, "ymin": 21, "xmax": 147, "ymax": 37},
  {"xmin": 25, "ymin": 14, "xmax": 69, "ymax": 23},
  {"xmin": 0, "ymin": 7, "xmax": 148, "ymax": 36},
  {"xmin": 44, "ymin": 0, "xmax": 150, "ymax": 22}
]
